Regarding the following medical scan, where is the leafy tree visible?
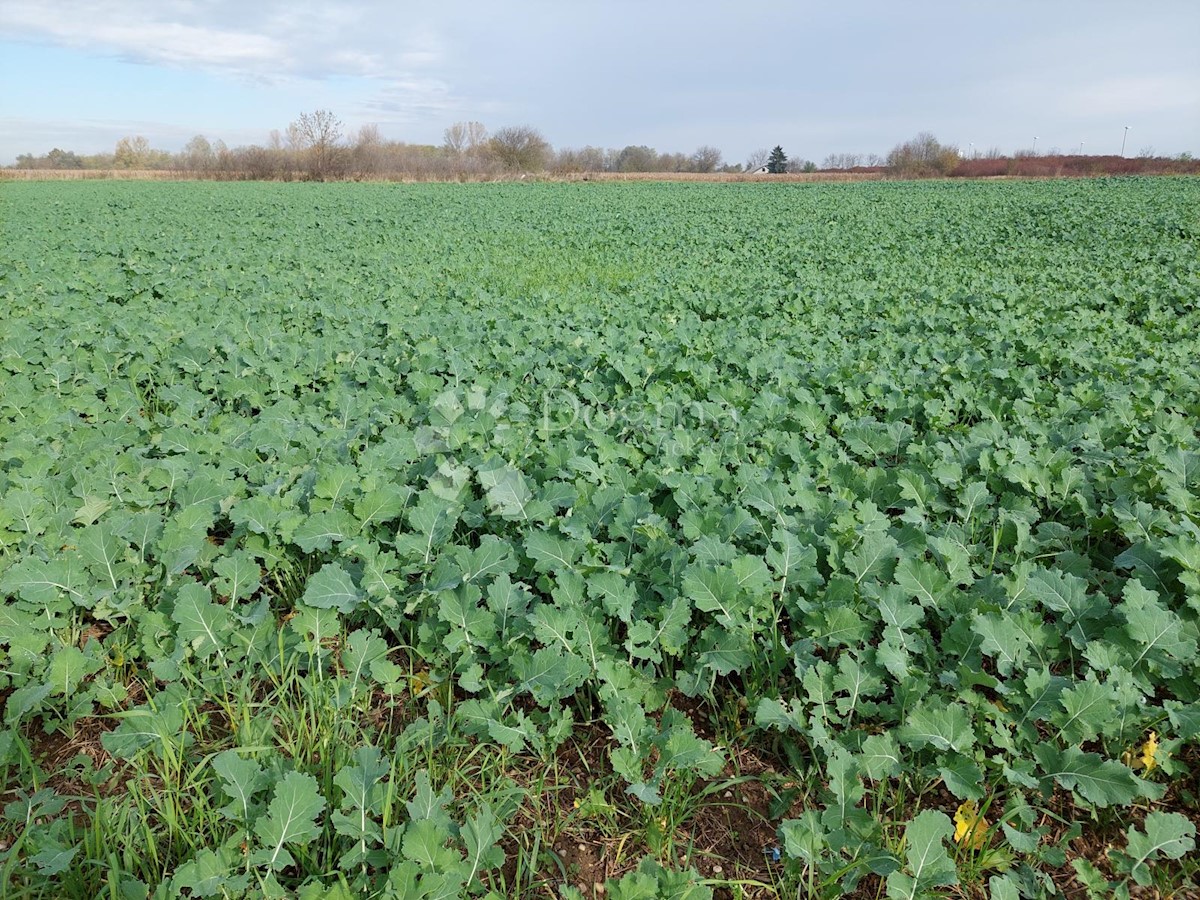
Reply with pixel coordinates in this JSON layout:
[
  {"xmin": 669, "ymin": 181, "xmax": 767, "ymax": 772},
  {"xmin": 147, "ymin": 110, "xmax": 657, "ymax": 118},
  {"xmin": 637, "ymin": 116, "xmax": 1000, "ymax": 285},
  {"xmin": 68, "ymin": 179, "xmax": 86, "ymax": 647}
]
[
  {"xmin": 767, "ymin": 145, "xmax": 788, "ymax": 174},
  {"xmin": 114, "ymin": 136, "xmax": 152, "ymax": 169},
  {"xmin": 15, "ymin": 149, "xmax": 84, "ymax": 169}
]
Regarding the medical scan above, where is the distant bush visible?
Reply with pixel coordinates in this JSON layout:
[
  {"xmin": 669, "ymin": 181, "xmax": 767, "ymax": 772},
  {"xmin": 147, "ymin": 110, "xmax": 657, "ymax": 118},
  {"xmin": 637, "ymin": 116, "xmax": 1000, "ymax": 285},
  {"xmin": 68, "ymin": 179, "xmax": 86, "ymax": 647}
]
[{"xmin": 886, "ymin": 132, "xmax": 960, "ymax": 177}]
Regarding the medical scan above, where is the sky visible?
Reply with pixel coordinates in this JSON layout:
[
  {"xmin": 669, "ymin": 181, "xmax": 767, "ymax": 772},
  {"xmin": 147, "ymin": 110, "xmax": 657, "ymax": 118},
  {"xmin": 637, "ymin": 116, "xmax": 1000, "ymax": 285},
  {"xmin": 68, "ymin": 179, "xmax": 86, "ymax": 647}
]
[{"xmin": 2, "ymin": 0, "xmax": 1198, "ymax": 167}]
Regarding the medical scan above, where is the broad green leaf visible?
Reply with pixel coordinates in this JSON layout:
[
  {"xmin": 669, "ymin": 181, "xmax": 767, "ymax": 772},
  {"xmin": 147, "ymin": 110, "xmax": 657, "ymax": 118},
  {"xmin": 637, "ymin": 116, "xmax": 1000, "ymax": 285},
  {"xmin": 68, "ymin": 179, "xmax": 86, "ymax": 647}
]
[
  {"xmin": 332, "ymin": 746, "xmax": 389, "ymax": 868},
  {"xmin": 1117, "ymin": 580, "xmax": 1195, "ymax": 677},
  {"xmin": 587, "ymin": 571, "xmax": 637, "ymax": 624},
  {"xmin": 485, "ymin": 573, "xmax": 532, "ymax": 642},
  {"xmin": 171, "ymin": 847, "xmax": 250, "ymax": 897},
  {"xmin": 213, "ymin": 550, "xmax": 262, "ymax": 601},
  {"xmin": 461, "ymin": 803, "xmax": 504, "ymax": 884},
  {"xmin": 478, "ymin": 462, "xmax": 533, "ymax": 521},
  {"xmin": 172, "ymin": 582, "xmax": 232, "ymax": 659},
  {"xmin": 353, "ymin": 482, "xmax": 414, "ymax": 529},
  {"xmin": 524, "ymin": 530, "xmax": 579, "ymax": 573},
  {"xmin": 1025, "ymin": 567, "xmax": 1100, "ymax": 626},
  {"xmin": 1120, "ymin": 811, "xmax": 1196, "ymax": 886},
  {"xmin": 452, "ymin": 536, "xmax": 516, "ymax": 584},
  {"xmin": 301, "ymin": 563, "xmax": 363, "ymax": 613},
  {"xmin": 396, "ymin": 490, "xmax": 458, "ymax": 563},
  {"xmin": 3, "ymin": 681, "xmax": 52, "ymax": 726},
  {"xmin": 0, "ymin": 556, "xmax": 88, "ymax": 606},
  {"xmin": 780, "ymin": 810, "xmax": 826, "ymax": 865},
  {"xmin": 289, "ymin": 606, "xmax": 340, "ymax": 649},
  {"xmin": 656, "ymin": 709, "xmax": 722, "ymax": 776},
  {"xmin": 102, "ymin": 700, "xmax": 190, "ymax": 759},
  {"xmin": 46, "ymin": 644, "xmax": 102, "ymax": 696},
  {"xmin": 252, "ymin": 771, "xmax": 327, "ymax": 871},
  {"xmin": 971, "ymin": 611, "xmax": 1035, "ymax": 676},
  {"xmin": 1033, "ymin": 745, "xmax": 1158, "ymax": 807},
  {"xmin": 338, "ymin": 629, "xmax": 391, "ymax": 705},
  {"xmin": 859, "ymin": 732, "xmax": 902, "ymax": 780},
  {"xmin": 401, "ymin": 818, "xmax": 461, "ymax": 870},
  {"xmin": 1052, "ymin": 678, "xmax": 1116, "ymax": 745},
  {"xmin": 292, "ymin": 509, "xmax": 357, "ymax": 553},
  {"xmin": 988, "ymin": 874, "xmax": 1021, "ymax": 900},
  {"xmin": 683, "ymin": 566, "xmax": 745, "ymax": 625},
  {"xmin": 437, "ymin": 586, "xmax": 496, "ymax": 653},
  {"xmin": 212, "ymin": 749, "xmax": 268, "ymax": 822},
  {"xmin": 512, "ymin": 646, "xmax": 590, "ymax": 705},
  {"xmin": 406, "ymin": 770, "xmax": 454, "ymax": 832},
  {"xmin": 766, "ymin": 527, "xmax": 823, "ymax": 592},
  {"xmin": 899, "ymin": 702, "xmax": 975, "ymax": 753},
  {"xmin": 28, "ymin": 846, "xmax": 78, "ymax": 876},
  {"xmin": 894, "ymin": 556, "xmax": 950, "ymax": 607},
  {"xmin": 938, "ymin": 755, "xmax": 985, "ymax": 801},
  {"xmin": 845, "ymin": 531, "xmax": 900, "ymax": 584},
  {"xmin": 885, "ymin": 810, "xmax": 957, "ymax": 900},
  {"xmin": 76, "ymin": 523, "xmax": 126, "ymax": 588}
]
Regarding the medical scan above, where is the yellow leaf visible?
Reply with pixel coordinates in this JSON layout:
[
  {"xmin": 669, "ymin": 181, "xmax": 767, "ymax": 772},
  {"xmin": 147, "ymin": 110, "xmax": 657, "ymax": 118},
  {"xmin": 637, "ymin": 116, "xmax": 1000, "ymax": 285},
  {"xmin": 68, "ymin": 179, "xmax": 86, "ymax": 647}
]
[
  {"xmin": 1140, "ymin": 732, "xmax": 1158, "ymax": 772},
  {"xmin": 410, "ymin": 669, "xmax": 433, "ymax": 696},
  {"xmin": 953, "ymin": 800, "xmax": 989, "ymax": 850}
]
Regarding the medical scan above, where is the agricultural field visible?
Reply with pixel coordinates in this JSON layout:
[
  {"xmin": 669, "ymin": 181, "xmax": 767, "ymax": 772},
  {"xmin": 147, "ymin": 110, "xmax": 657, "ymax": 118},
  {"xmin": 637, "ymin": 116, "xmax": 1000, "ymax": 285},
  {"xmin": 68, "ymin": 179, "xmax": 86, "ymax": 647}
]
[{"xmin": 1, "ymin": 177, "xmax": 1198, "ymax": 899}]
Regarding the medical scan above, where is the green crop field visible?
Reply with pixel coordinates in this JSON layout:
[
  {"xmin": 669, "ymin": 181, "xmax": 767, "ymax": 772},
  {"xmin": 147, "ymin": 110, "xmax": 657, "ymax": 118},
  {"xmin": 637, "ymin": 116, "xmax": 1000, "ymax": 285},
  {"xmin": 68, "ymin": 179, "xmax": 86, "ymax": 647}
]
[{"xmin": 1, "ymin": 178, "xmax": 1198, "ymax": 899}]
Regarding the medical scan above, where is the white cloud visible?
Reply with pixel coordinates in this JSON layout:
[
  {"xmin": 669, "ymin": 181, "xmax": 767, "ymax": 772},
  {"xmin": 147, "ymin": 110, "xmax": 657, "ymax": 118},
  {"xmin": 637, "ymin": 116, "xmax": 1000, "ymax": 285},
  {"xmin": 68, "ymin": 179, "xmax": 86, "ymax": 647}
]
[
  {"xmin": 357, "ymin": 77, "xmax": 466, "ymax": 125},
  {"xmin": 0, "ymin": 0, "xmax": 445, "ymax": 80},
  {"xmin": 1, "ymin": 2, "xmax": 285, "ymax": 75}
]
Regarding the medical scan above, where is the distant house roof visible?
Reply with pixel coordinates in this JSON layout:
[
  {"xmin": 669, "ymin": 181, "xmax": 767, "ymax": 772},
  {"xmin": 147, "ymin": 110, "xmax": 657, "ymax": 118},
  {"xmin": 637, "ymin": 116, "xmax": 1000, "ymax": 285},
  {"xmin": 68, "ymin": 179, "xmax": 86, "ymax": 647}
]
[{"xmin": 751, "ymin": 165, "xmax": 770, "ymax": 174}]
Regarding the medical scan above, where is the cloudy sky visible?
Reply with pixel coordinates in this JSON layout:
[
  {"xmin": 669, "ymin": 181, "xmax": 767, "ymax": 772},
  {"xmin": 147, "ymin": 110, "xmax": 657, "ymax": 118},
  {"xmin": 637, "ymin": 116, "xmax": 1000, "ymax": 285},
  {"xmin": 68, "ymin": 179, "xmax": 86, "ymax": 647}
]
[{"xmin": 2, "ymin": 0, "xmax": 1198, "ymax": 166}]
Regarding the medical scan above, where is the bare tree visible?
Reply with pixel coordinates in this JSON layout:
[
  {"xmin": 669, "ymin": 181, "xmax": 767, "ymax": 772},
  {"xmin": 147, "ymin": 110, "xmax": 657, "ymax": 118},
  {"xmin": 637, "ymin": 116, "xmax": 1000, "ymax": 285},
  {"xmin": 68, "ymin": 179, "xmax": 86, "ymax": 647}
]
[
  {"xmin": 212, "ymin": 139, "xmax": 232, "ymax": 172},
  {"xmin": 615, "ymin": 145, "xmax": 658, "ymax": 172},
  {"xmin": 182, "ymin": 135, "xmax": 214, "ymax": 172},
  {"xmin": 745, "ymin": 148, "xmax": 771, "ymax": 171},
  {"xmin": 690, "ymin": 145, "xmax": 723, "ymax": 173},
  {"xmin": 444, "ymin": 121, "xmax": 488, "ymax": 155},
  {"xmin": 287, "ymin": 109, "xmax": 344, "ymax": 180},
  {"xmin": 821, "ymin": 152, "xmax": 863, "ymax": 170},
  {"xmin": 886, "ymin": 131, "xmax": 960, "ymax": 177},
  {"xmin": 553, "ymin": 145, "xmax": 608, "ymax": 173},
  {"xmin": 486, "ymin": 125, "xmax": 551, "ymax": 172},
  {"xmin": 351, "ymin": 124, "xmax": 386, "ymax": 177}
]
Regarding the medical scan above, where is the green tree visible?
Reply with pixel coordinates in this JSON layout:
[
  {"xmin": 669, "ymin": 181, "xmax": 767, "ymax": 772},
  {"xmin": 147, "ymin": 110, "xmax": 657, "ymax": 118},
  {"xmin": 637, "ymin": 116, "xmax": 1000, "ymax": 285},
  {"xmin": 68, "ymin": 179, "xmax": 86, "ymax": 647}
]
[{"xmin": 767, "ymin": 145, "xmax": 788, "ymax": 174}]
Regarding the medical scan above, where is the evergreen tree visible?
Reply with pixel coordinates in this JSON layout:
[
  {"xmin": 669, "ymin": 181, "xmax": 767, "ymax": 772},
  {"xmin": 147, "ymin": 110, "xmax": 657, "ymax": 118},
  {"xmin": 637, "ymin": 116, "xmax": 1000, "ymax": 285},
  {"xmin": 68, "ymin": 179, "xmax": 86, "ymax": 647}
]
[{"xmin": 767, "ymin": 145, "xmax": 788, "ymax": 174}]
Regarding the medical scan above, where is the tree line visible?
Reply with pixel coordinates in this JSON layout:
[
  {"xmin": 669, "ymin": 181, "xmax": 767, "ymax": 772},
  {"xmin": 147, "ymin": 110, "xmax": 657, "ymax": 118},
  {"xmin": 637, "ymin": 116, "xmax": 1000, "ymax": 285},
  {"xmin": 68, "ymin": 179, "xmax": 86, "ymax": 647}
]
[
  {"xmin": 11, "ymin": 110, "xmax": 825, "ymax": 180},
  {"xmin": 11, "ymin": 113, "xmax": 1196, "ymax": 180},
  {"xmin": 13, "ymin": 112, "xmax": 737, "ymax": 180}
]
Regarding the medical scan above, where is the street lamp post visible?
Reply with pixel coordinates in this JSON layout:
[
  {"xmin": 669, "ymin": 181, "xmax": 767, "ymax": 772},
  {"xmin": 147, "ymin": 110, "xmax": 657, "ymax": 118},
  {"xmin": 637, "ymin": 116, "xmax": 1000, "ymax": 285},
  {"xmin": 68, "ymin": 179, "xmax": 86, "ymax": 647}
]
[{"xmin": 1121, "ymin": 126, "xmax": 1130, "ymax": 157}]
